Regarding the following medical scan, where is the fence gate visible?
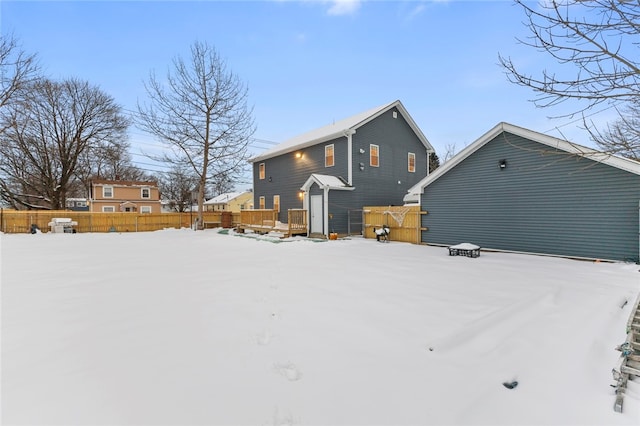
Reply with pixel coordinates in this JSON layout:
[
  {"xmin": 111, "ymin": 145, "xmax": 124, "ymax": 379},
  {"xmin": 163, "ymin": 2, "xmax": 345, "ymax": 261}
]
[{"xmin": 347, "ymin": 209, "xmax": 364, "ymax": 236}]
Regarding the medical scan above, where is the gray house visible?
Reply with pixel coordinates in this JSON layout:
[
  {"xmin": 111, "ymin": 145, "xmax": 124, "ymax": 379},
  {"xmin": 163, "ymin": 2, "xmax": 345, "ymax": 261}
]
[
  {"xmin": 251, "ymin": 100, "xmax": 435, "ymax": 237},
  {"xmin": 405, "ymin": 122, "xmax": 640, "ymax": 262}
]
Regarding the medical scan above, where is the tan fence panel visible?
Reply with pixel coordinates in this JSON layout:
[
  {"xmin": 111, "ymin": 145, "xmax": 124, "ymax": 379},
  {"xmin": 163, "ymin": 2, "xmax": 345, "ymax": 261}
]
[
  {"xmin": 0, "ymin": 210, "xmax": 239, "ymax": 234},
  {"xmin": 363, "ymin": 205, "xmax": 426, "ymax": 244}
]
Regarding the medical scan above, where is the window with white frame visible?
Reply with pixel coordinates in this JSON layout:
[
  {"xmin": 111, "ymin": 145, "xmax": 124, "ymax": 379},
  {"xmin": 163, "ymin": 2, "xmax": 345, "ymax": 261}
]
[
  {"xmin": 259, "ymin": 196, "xmax": 265, "ymax": 209},
  {"xmin": 273, "ymin": 195, "xmax": 280, "ymax": 213},
  {"xmin": 259, "ymin": 163, "xmax": 265, "ymax": 180},
  {"xmin": 408, "ymin": 152, "xmax": 416, "ymax": 173},
  {"xmin": 325, "ymin": 144, "xmax": 334, "ymax": 167},
  {"xmin": 102, "ymin": 206, "xmax": 115, "ymax": 213},
  {"xmin": 370, "ymin": 144, "xmax": 379, "ymax": 167},
  {"xmin": 103, "ymin": 186, "xmax": 113, "ymax": 198},
  {"xmin": 141, "ymin": 187, "xmax": 150, "ymax": 199},
  {"xmin": 140, "ymin": 206, "xmax": 152, "ymax": 214}
]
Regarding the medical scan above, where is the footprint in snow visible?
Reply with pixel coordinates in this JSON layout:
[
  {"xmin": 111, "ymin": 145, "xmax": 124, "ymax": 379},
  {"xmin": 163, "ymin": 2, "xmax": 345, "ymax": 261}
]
[
  {"xmin": 256, "ymin": 329, "xmax": 272, "ymax": 346},
  {"xmin": 274, "ymin": 362, "xmax": 303, "ymax": 382}
]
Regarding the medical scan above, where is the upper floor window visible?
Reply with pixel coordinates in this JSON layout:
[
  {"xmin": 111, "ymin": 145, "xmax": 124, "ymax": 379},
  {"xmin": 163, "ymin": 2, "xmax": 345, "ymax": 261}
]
[
  {"xmin": 408, "ymin": 152, "xmax": 416, "ymax": 173},
  {"xmin": 259, "ymin": 163, "xmax": 265, "ymax": 180},
  {"xmin": 325, "ymin": 144, "xmax": 334, "ymax": 167},
  {"xmin": 370, "ymin": 144, "xmax": 379, "ymax": 167},
  {"xmin": 103, "ymin": 186, "xmax": 113, "ymax": 198},
  {"xmin": 259, "ymin": 196, "xmax": 266, "ymax": 209},
  {"xmin": 141, "ymin": 187, "xmax": 150, "ymax": 199}
]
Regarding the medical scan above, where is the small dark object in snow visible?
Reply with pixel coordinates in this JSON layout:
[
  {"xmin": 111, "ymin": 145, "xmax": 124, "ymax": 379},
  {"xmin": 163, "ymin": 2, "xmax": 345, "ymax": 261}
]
[
  {"xmin": 428, "ymin": 347, "xmax": 434, "ymax": 352},
  {"xmin": 503, "ymin": 381, "xmax": 518, "ymax": 389},
  {"xmin": 620, "ymin": 299, "xmax": 628, "ymax": 309}
]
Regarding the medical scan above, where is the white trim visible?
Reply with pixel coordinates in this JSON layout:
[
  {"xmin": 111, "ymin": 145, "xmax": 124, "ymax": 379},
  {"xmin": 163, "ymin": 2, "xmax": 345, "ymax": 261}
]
[
  {"xmin": 140, "ymin": 206, "xmax": 152, "ymax": 214},
  {"xmin": 249, "ymin": 100, "xmax": 434, "ymax": 163},
  {"xmin": 408, "ymin": 152, "xmax": 416, "ymax": 173},
  {"xmin": 370, "ymin": 144, "xmax": 379, "ymax": 167},
  {"xmin": 405, "ymin": 121, "xmax": 640, "ymax": 203},
  {"xmin": 102, "ymin": 206, "xmax": 115, "ymax": 213},
  {"xmin": 103, "ymin": 185, "xmax": 113, "ymax": 198},
  {"xmin": 325, "ymin": 144, "xmax": 335, "ymax": 167}
]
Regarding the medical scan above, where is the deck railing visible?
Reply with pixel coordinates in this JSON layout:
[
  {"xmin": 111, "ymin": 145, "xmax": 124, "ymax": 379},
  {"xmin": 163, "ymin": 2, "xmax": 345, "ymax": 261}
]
[
  {"xmin": 239, "ymin": 209, "xmax": 278, "ymax": 228},
  {"xmin": 288, "ymin": 209, "xmax": 307, "ymax": 233}
]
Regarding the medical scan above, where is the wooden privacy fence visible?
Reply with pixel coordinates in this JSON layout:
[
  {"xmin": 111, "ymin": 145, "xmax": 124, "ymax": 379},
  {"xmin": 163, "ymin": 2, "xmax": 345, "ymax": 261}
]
[
  {"xmin": 363, "ymin": 205, "xmax": 427, "ymax": 244},
  {"xmin": 0, "ymin": 210, "xmax": 240, "ymax": 234}
]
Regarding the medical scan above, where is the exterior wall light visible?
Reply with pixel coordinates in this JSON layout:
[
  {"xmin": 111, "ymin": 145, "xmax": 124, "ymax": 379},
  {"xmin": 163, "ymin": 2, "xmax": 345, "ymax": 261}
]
[
  {"xmin": 499, "ymin": 159, "xmax": 507, "ymax": 170},
  {"xmin": 359, "ymin": 162, "xmax": 365, "ymax": 171},
  {"xmin": 295, "ymin": 152, "xmax": 302, "ymax": 159},
  {"xmin": 359, "ymin": 148, "xmax": 365, "ymax": 154}
]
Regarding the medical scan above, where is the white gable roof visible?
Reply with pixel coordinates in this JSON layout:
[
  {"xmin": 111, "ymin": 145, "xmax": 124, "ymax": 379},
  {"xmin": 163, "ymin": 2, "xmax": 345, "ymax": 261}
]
[
  {"xmin": 300, "ymin": 174, "xmax": 354, "ymax": 191},
  {"xmin": 251, "ymin": 100, "xmax": 433, "ymax": 163},
  {"xmin": 405, "ymin": 122, "xmax": 640, "ymax": 202},
  {"xmin": 204, "ymin": 191, "xmax": 248, "ymax": 205}
]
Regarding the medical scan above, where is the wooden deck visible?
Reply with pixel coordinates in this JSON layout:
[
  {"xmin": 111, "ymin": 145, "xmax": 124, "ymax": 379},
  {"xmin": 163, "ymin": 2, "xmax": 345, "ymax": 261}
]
[{"xmin": 236, "ymin": 209, "xmax": 307, "ymax": 238}]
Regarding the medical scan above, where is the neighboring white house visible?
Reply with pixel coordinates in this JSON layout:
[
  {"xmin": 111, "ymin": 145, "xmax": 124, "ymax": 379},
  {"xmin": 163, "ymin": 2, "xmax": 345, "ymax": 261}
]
[{"xmin": 203, "ymin": 191, "xmax": 253, "ymax": 212}]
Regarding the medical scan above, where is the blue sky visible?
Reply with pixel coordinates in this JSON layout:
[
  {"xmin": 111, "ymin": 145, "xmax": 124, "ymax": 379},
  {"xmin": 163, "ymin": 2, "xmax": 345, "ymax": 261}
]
[{"xmin": 2, "ymin": 0, "xmax": 611, "ymax": 183}]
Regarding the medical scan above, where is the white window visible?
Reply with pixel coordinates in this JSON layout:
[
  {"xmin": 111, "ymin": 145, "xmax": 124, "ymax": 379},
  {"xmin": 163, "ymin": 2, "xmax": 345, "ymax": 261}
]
[
  {"xmin": 370, "ymin": 144, "xmax": 379, "ymax": 167},
  {"xmin": 259, "ymin": 196, "xmax": 265, "ymax": 209},
  {"xmin": 273, "ymin": 195, "xmax": 280, "ymax": 213},
  {"xmin": 141, "ymin": 187, "xmax": 150, "ymax": 199},
  {"xmin": 408, "ymin": 152, "xmax": 416, "ymax": 173},
  {"xmin": 140, "ymin": 206, "xmax": 152, "ymax": 214},
  {"xmin": 259, "ymin": 163, "xmax": 265, "ymax": 180},
  {"xmin": 325, "ymin": 144, "xmax": 334, "ymax": 167},
  {"xmin": 103, "ymin": 186, "xmax": 113, "ymax": 198},
  {"xmin": 102, "ymin": 206, "xmax": 115, "ymax": 213}
]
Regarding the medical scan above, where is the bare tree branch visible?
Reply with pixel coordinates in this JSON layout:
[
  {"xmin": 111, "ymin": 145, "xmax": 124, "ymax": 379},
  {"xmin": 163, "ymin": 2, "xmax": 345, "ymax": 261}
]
[
  {"xmin": 499, "ymin": 0, "xmax": 640, "ymax": 160},
  {"xmin": 137, "ymin": 41, "xmax": 255, "ymax": 228}
]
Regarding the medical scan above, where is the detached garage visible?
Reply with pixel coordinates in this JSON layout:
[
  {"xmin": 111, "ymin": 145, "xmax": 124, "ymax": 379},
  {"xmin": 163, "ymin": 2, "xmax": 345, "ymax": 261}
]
[{"xmin": 405, "ymin": 122, "xmax": 640, "ymax": 262}]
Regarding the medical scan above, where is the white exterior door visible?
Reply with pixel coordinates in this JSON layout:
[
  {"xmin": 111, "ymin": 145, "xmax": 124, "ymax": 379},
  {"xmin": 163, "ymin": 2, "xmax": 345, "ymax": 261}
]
[{"xmin": 310, "ymin": 195, "xmax": 323, "ymax": 234}]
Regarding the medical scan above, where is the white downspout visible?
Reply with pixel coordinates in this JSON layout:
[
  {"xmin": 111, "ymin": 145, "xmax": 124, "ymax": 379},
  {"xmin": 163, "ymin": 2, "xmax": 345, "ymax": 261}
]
[
  {"xmin": 303, "ymin": 191, "xmax": 309, "ymax": 234},
  {"xmin": 324, "ymin": 186, "xmax": 330, "ymax": 238},
  {"xmin": 345, "ymin": 129, "xmax": 356, "ymax": 185}
]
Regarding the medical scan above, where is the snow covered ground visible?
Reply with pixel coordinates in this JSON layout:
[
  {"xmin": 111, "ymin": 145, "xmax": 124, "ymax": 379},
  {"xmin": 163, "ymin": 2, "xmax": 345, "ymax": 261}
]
[{"xmin": 1, "ymin": 228, "xmax": 639, "ymax": 425}]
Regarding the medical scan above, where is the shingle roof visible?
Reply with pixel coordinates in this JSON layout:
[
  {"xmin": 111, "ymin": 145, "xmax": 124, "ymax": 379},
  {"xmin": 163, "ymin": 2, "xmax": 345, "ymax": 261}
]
[
  {"xmin": 250, "ymin": 100, "xmax": 433, "ymax": 163},
  {"xmin": 404, "ymin": 122, "xmax": 640, "ymax": 203}
]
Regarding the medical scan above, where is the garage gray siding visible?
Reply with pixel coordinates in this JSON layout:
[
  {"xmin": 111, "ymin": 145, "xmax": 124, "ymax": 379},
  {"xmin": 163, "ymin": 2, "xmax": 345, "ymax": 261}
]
[{"xmin": 421, "ymin": 132, "xmax": 640, "ymax": 262}]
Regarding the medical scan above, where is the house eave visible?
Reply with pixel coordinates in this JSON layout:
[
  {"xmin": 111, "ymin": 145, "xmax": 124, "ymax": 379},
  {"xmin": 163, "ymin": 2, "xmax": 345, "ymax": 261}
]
[{"xmin": 406, "ymin": 121, "xmax": 640, "ymax": 198}]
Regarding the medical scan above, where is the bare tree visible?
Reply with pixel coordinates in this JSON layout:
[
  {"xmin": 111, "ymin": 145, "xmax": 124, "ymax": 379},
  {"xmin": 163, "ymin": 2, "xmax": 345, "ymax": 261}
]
[
  {"xmin": 499, "ymin": 0, "xmax": 640, "ymax": 158},
  {"xmin": 442, "ymin": 143, "xmax": 458, "ymax": 163},
  {"xmin": 74, "ymin": 141, "xmax": 154, "ymax": 198},
  {"xmin": 0, "ymin": 78, "xmax": 130, "ymax": 209},
  {"xmin": 0, "ymin": 35, "xmax": 39, "ymax": 112},
  {"xmin": 137, "ymin": 41, "xmax": 255, "ymax": 229},
  {"xmin": 157, "ymin": 165, "xmax": 199, "ymax": 212}
]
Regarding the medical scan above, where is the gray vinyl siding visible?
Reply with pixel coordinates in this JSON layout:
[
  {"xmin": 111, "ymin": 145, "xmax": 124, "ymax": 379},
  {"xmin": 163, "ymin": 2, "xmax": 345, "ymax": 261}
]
[
  {"xmin": 350, "ymin": 108, "xmax": 428, "ymax": 207},
  {"xmin": 253, "ymin": 135, "xmax": 348, "ymax": 222},
  {"xmin": 421, "ymin": 132, "xmax": 640, "ymax": 262},
  {"xmin": 252, "ymin": 107, "xmax": 430, "ymax": 232}
]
